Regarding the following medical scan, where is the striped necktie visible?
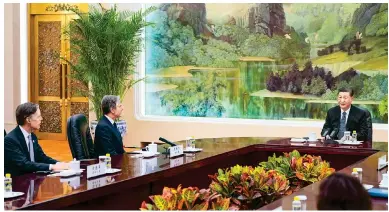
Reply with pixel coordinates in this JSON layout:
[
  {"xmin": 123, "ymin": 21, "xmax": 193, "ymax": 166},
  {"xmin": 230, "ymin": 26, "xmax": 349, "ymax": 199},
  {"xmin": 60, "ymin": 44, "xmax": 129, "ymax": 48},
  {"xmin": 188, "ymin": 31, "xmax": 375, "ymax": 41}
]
[
  {"xmin": 338, "ymin": 112, "xmax": 347, "ymax": 139},
  {"xmin": 27, "ymin": 135, "xmax": 35, "ymax": 162}
]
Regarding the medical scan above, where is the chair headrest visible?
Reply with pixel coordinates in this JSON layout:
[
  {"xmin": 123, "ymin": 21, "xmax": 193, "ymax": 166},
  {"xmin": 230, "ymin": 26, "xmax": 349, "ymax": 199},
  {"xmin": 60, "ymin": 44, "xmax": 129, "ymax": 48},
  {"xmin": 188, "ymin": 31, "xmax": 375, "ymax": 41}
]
[{"xmin": 69, "ymin": 114, "xmax": 88, "ymax": 129}]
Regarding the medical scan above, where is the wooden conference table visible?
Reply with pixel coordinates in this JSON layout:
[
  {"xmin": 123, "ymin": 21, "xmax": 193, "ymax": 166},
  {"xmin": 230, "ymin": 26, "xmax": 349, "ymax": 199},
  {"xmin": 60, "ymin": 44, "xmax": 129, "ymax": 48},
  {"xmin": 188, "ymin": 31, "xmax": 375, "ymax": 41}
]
[{"xmin": 4, "ymin": 137, "xmax": 388, "ymax": 210}]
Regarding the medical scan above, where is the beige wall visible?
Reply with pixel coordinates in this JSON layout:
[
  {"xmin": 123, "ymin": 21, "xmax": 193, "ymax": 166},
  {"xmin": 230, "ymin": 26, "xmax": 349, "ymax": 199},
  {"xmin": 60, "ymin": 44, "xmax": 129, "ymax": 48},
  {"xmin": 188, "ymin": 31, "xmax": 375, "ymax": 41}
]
[{"xmin": 4, "ymin": 3, "xmax": 20, "ymax": 132}]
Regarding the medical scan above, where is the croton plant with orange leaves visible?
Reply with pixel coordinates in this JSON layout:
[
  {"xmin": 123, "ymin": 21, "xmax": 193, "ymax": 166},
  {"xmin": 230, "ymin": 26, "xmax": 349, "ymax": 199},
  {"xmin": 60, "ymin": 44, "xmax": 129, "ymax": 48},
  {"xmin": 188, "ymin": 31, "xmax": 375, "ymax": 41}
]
[
  {"xmin": 140, "ymin": 150, "xmax": 334, "ymax": 210},
  {"xmin": 140, "ymin": 185, "xmax": 232, "ymax": 210},
  {"xmin": 261, "ymin": 150, "xmax": 335, "ymax": 189}
]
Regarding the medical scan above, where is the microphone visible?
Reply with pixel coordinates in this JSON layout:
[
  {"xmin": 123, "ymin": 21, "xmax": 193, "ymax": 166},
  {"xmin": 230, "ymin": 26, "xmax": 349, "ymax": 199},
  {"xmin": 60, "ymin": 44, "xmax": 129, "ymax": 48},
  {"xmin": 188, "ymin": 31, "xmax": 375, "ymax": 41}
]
[
  {"xmin": 322, "ymin": 128, "xmax": 331, "ymax": 138},
  {"xmin": 329, "ymin": 128, "xmax": 339, "ymax": 139},
  {"xmin": 159, "ymin": 137, "xmax": 177, "ymax": 146}
]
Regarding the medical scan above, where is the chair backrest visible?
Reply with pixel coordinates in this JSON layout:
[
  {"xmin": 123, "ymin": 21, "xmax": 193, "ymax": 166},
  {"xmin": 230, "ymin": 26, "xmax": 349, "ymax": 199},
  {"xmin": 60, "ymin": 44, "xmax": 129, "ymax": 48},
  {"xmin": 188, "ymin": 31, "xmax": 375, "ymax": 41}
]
[
  {"xmin": 364, "ymin": 109, "xmax": 373, "ymax": 143},
  {"xmin": 67, "ymin": 114, "xmax": 95, "ymax": 160}
]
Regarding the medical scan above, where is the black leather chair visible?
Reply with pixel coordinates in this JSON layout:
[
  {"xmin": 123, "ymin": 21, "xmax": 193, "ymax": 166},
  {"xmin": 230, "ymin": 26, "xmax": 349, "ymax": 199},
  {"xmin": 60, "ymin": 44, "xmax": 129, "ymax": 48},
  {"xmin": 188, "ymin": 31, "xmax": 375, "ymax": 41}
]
[
  {"xmin": 364, "ymin": 109, "xmax": 373, "ymax": 145},
  {"xmin": 67, "ymin": 114, "xmax": 95, "ymax": 160},
  {"xmin": 4, "ymin": 129, "xmax": 6, "ymax": 137}
]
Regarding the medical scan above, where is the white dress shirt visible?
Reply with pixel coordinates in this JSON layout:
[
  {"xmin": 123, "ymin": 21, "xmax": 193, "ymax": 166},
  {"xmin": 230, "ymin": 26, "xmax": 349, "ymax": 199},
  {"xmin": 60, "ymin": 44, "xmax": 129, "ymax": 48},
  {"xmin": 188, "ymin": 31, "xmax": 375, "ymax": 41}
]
[
  {"xmin": 340, "ymin": 107, "xmax": 351, "ymax": 125},
  {"xmin": 19, "ymin": 126, "xmax": 54, "ymax": 170},
  {"xmin": 19, "ymin": 126, "xmax": 31, "ymax": 150}
]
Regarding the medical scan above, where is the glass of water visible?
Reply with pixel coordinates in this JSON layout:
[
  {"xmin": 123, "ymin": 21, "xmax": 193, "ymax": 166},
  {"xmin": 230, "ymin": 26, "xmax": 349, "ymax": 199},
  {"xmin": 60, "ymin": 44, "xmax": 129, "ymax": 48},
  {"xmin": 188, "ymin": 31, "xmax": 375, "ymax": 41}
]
[{"xmin": 344, "ymin": 131, "xmax": 351, "ymax": 141}]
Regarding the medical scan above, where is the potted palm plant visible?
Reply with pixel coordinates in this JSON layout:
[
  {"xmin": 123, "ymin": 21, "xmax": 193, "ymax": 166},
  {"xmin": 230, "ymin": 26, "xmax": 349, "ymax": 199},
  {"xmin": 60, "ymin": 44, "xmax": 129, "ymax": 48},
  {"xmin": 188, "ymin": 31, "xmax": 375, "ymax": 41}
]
[{"xmin": 64, "ymin": 4, "xmax": 154, "ymax": 136}]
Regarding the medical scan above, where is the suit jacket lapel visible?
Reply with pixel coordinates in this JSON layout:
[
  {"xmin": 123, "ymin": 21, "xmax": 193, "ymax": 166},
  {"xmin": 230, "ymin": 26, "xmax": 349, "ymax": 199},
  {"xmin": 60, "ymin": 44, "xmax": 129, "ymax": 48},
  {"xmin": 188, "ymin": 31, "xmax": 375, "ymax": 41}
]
[
  {"xmin": 102, "ymin": 116, "xmax": 122, "ymax": 144},
  {"xmin": 334, "ymin": 106, "xmax": 341, "ymax": 129},
  {"xmin": 346, "ymin": 105, "xmax": 355, "ymax": 130},
  {"xmin": 112, "ymin": 124, "xmax": 123, "ymax": 145},
  {"xmin": 14, "ymin": 126, "xmax": 31, "ymax": 160}
]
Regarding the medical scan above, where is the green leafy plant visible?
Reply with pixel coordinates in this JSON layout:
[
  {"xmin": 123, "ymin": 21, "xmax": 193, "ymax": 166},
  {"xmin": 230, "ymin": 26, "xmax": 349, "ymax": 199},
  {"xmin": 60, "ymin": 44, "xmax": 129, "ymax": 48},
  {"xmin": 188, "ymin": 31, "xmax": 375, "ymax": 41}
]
[
  {"xmin": 140, "ymin": 185, "xmax": 231, "ymax": 210},
  {"xmin": 208, "ymin": 165, "xmax": 289, "ymax": 210},
  {"xmin": 260, "ymin": 150, "xmax": 335, "ymax": 190},
  {"xmin": 64, "ymin": 5, "xmax": 155, "ymax": 119},
  {"xmin": 293, "ymin": 154, "xmax": 335, "ymax": 184},
  {"xmin": 259, "ymin": 153, "xmax": 295, "ymax": 180},
  {"xmin": 141, "ymin": 150, "xmax": 334, "ymax": 210}
]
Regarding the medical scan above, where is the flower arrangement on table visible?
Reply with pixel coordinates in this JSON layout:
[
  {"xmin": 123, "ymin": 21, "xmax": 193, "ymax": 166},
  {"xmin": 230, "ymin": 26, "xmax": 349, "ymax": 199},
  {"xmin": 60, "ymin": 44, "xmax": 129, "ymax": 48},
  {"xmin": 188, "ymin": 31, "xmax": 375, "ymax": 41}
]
[{"xmin": 140, "ymin": 150, "xmax": 335, "ymax": 210}]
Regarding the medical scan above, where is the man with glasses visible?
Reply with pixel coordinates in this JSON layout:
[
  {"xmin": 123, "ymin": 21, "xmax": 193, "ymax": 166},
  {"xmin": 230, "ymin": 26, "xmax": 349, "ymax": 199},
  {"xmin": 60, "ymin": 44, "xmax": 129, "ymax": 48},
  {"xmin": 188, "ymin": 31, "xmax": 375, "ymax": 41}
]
[
  {"xmin": 94, "ymin": 95, "xmax": 125, "ymax": 156},
  {"xmin": 4, "ymin": 102, "xmax": 69, "ymax": 176}
]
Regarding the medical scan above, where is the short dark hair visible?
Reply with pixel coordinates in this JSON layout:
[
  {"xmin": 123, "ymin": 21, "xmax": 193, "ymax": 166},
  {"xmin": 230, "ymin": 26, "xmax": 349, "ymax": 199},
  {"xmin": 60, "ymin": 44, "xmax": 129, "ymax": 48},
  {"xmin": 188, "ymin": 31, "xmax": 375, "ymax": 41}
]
[
  {"xmin": 101, "ymin": 95, "xmax": 120, "ymax": 115},
  {"xmin": 16, "ymin": 102, "xmax": 39, "ymax": 126},
  {"xmin": 338, "ymin": 87, "xmax": 354, "ymax": 97},
  {"xmin": 317, "ymin": 173, "xmax": 372, "ymax": 210}
]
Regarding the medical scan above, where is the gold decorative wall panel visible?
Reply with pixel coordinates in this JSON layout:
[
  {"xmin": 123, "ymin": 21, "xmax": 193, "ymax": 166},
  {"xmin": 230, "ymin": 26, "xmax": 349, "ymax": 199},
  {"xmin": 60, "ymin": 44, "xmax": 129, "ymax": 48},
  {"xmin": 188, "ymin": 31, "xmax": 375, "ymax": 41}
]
[
  {"xmin": 29, "ymin": 4, "xmax": 89, "ymax": 140},
  {"xmin": 70, "ymin": 79, "xmax": 88, "ymax": 97},
  {"xmin": 70, "ymin": 102, "xmax": 89, "ymax": 120},
  {"xmin": 39, "ymin": 101, "xmax": 62, "ymax": 133},
  {"xmin": 69, "ymin": 20, "xmax": 88, "ymax": 98},
  {"xmin": 38, "ymin": 21, "xmax": 61, "ymax": 96}
]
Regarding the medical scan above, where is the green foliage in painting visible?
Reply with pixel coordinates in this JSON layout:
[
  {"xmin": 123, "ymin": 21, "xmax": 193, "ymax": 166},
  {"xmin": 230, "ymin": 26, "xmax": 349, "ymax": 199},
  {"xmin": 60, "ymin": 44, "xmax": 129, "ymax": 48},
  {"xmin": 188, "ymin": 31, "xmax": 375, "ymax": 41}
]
[
  {"xmin": 358, "ymin": 77, "xmax": 386, "ymax": 101},
  {"xmin": 365, "ymin": 4, "xmax": 388, "ymax": 36},
  {"xmin": 160, "ymin": 71, "xmax": 227, "ymax": 117},
  {"xmin": 379, "ymin": 95, "xmax": 388, "ymax": 117},
  {"xmin": 301, "ymin": 76, "xmax": 327, "ymax": 96},
  {"xmin": 146, "ymin": 10, "xmax": 239, "ymax": 70}
]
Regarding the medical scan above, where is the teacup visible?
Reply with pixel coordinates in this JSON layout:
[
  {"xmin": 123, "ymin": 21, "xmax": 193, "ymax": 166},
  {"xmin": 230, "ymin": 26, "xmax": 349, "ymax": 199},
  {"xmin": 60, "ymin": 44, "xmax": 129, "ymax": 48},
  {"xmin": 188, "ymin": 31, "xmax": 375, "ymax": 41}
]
[
  {"xmin": 69, "ymin": 160, "xmax": 80, "ymax": 171},
  {"xmin": 99, "ymin": 156, "xmax": 108, "ymax": 165},
  {"xmin": 381, "ymin": 173, "xmax": 388, "ymax": 186},
  {"xmin": 145, "ymin": 143, "xmax": 158, "ymax": 153},
  {"xmin": 308, "ymin": 132, "xmax": 317, "ymax": 141}
]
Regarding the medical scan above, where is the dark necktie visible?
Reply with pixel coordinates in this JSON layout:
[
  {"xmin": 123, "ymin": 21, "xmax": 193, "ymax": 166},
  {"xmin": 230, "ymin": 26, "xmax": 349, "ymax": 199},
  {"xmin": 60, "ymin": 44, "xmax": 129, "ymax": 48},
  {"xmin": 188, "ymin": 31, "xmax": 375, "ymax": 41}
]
[
  {"xmin": 113, "ymin": 122, "xmax": 120, "ymax": 135},
  {"xmin": 27, "ymin": 135, "xmax": 35, "ymax": 162},
  {"xmin": 338, "ymin": 112, "xmax": 347, "ymax": 139}
]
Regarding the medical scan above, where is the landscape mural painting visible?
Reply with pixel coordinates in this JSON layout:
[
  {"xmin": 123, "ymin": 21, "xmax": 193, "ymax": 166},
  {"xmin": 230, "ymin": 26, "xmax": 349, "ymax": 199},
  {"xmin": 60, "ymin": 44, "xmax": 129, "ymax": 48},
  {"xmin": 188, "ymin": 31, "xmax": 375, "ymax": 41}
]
[{"xmin": 144, "ymin": 3, "xmax": 388, "ymax": 123}]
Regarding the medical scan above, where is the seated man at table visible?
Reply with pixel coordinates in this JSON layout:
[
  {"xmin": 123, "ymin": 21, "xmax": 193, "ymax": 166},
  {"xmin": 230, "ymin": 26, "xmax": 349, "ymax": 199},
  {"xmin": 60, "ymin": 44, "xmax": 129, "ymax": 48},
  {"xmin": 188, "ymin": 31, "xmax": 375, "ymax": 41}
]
[
  {"xmin": 321, "ymin": 88, "xmax": 372, "ymax": 142},
  {"xmin": 5, "ymin": 102, "xmax": 69, "ymax": 176},
  {"xmin": 94, "ymin": 95, "xmax": 125, "ymax": 156}
]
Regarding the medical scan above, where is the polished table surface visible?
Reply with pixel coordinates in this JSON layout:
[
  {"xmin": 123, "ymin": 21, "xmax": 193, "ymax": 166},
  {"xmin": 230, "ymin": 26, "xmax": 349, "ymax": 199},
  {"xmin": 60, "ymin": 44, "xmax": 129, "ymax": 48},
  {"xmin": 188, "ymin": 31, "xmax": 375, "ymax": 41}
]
[{"xmin": 4, "ymin": 137, "xmax": 388, "ymax": 210}]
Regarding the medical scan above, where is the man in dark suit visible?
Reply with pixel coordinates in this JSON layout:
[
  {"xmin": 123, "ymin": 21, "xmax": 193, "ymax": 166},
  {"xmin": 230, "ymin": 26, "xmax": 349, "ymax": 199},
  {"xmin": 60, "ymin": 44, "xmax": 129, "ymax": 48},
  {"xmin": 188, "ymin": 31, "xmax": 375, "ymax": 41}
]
[
  {"xmin": 321, "ymin": 88, "xmax": 372, "ymax": 143},
  {"xmin": 4, "ymin": 102, "xmax": 69, "ymax": 176},
  {"xmin": 94, "ymin": 95, "xmax": 125, "ymax": 156}
]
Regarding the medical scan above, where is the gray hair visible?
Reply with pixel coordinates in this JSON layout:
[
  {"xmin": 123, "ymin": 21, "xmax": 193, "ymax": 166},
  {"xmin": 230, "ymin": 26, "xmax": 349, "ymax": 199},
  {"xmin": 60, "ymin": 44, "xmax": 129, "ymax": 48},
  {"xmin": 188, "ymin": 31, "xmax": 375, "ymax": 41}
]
[{"xmin": 101, "ymin": 95, "xmax": 120, "ymax": 115}]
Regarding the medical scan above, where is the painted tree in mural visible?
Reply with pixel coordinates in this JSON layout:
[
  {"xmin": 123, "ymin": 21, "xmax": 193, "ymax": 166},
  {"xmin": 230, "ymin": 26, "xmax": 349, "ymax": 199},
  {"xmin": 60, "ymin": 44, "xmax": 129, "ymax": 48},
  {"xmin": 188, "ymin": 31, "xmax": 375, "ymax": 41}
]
[{"xmin": 145, "ymin": 3, "xmax": 388, "ymax": 123}]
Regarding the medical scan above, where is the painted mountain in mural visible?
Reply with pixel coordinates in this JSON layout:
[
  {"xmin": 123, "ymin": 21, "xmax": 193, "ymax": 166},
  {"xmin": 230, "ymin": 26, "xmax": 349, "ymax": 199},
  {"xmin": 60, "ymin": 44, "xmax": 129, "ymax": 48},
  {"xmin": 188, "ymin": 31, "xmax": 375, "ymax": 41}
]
[{"xmin": 144, "ymin": 3, "xmax": 388, "ymax": 123}]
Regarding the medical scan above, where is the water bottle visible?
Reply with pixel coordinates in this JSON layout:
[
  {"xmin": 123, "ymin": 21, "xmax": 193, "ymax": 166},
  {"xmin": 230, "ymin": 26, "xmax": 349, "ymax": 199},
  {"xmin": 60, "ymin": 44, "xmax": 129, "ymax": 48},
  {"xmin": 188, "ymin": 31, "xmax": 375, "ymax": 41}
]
[
  {"xmin": 292, "ymin": 196, "xmax": 302, "ymax": 210},
  {"xmin": 105, "ymin": 153, "xmax": 111, "ymax": 170},
  {"xmin": 296, "ymin": 195, "xmax": 307, "ymax": 210},
  {"xmin": 355, "ymin": 168, "xmax": 363, "ymax": 183},
  {"xmin": 4, "ymin": 173, "xmax": 12, "ymax": 193},
  {"xmin": 352, "ymin": 130, "xmax": 357, "ymax": 142},
  {"xmin": 190, "ymin": 136, "xmax": 196, "ymax": 149},
  {"xmin": 351, "ymin": 168, "xmax": 359, "ymax": 179}
]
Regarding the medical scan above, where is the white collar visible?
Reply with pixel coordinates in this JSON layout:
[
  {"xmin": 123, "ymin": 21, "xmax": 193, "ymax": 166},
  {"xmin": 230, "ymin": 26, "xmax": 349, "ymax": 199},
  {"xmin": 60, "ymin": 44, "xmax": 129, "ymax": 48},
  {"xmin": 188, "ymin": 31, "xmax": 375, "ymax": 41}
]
[
  {"xmin": 19, "ymin": 125, "xmax": 31, "ymax": 139},
  {"xmin": 104, "ymin": 115, "xmax": 115, "ymax": 125},
  {"xmin": 341, "ymin": 107, "xmax": 351, "ymax": 115}
]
